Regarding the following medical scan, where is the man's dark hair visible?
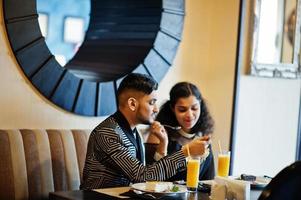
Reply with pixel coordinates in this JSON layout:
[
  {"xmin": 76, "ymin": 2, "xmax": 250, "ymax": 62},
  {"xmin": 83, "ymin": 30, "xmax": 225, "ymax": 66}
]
[{"xmin": 117, "ymin": 73, "xmax": 158, "ymax": 97}]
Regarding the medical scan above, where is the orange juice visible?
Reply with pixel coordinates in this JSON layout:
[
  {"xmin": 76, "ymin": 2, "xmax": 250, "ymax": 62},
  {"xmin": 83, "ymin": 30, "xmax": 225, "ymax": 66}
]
[
  {"xmin": 186, "ymin": 158, "xmax": 200, "ymax": 189},
  {"xmin": 217, "ymin": 152, "xmax": 230, "ymax": 177}
]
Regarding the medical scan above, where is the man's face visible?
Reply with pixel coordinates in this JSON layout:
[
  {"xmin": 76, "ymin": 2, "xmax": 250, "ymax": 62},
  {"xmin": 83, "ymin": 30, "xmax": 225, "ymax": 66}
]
[{"xmin": 135, "ymin": 91, "xmax": 158, "ymax": 125}]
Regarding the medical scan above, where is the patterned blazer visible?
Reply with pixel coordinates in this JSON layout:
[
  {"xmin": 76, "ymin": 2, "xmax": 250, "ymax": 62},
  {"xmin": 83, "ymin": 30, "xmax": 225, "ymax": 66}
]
[{"xmin": 80, "ymin": 111, "xmax": 187, "ymax": 189}]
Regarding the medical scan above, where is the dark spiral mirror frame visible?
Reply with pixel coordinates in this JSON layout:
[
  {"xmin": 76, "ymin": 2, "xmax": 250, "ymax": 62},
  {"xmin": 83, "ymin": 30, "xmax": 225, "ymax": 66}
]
[{"xmin": 3, "ymin": 0, "xmax": 185, "ymax": 116}]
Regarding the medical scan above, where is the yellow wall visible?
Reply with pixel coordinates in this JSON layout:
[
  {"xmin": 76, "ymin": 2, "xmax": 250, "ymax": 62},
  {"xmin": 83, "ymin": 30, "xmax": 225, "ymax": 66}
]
[{"xmin": 0, "ymin": 0, "xmax": 240, "ymax": 154}]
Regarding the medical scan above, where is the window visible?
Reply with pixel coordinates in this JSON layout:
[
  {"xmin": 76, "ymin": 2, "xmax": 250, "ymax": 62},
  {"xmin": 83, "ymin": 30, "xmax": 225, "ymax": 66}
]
[{"xmin": 64, "ymin": 17, "xmax": 85, "ymax": 44}]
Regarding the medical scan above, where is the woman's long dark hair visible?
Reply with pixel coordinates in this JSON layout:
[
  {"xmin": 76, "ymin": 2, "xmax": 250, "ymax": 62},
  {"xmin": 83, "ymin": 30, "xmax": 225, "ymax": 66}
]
[{"xmin": 156, "ymin": 82, "xmax": 214, "ymax": 135}]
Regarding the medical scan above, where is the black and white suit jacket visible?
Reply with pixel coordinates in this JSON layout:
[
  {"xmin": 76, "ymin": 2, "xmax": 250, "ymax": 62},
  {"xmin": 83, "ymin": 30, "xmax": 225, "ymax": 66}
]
[{"xmin": 80, "ymin": 111, "xmax": 187, "ymax": 189}]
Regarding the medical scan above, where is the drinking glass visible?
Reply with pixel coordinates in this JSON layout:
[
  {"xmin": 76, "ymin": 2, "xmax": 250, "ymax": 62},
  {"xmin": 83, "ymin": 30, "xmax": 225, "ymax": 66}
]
[
  {"xmin": 217, "ymin": 151, "xmax": 231, "ymax": 177},
  {"xmin": 186, "ymin": 156, "xmax": 200, "ymax": 191}
]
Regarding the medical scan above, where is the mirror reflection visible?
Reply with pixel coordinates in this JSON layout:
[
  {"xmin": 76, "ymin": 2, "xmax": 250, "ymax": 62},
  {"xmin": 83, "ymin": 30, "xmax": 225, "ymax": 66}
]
[
  {"xmin": 37, "ymin": 0, "xmax": 91, "ymax": 66},
  {"xmin": 256, "ymin": 0, "xmax": 296, "ymax": 64}
]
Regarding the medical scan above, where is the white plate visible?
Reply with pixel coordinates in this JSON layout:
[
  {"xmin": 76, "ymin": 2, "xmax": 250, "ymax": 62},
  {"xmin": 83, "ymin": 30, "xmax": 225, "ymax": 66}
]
[
  {"xmin": 235, "ymin": 176, "xmax": 271, "ymax": 189},
  {"xmin": 251, "ymin": 177, "xmax": 271, "ymax": 189},
  {"xmin": 201, "ymin": 176, "xmax": 271, "ymax": 189},
  {"xmin": 131, "ymin": 182, "xmax": 187, "ymax": 195}
]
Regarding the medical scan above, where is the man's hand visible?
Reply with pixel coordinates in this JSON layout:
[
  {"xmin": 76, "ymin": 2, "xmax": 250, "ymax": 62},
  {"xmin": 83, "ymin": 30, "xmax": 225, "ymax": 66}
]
[
  {"xmin": 150, "ymin": 121, "xmax": 168, "ymax": 144},
  {"xmin": 182, "ymin": 136, "xmax": 210, "ymax": 157},
  {"xmin": 150, "ymin": 121, "xmax": 168, "ymax": 156}
]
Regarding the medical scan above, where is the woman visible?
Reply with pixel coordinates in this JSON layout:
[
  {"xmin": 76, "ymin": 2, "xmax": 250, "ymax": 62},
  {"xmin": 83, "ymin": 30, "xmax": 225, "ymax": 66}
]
[{"xmin": 146, "ymin": 82, "xmax": 215, "ymax": 181}]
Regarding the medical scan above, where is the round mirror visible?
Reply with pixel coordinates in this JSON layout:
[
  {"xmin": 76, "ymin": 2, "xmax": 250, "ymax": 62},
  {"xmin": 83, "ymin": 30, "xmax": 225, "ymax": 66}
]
[{"xmin": 3, "ymin": 0, "xmax": 185, "ymax": 116}]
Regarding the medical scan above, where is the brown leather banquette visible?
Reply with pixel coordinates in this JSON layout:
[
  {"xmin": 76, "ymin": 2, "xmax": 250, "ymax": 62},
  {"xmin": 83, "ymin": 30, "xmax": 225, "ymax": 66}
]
[{"xmin": 0, "ymin": 129, "xmax": 91, "ymax": 200}]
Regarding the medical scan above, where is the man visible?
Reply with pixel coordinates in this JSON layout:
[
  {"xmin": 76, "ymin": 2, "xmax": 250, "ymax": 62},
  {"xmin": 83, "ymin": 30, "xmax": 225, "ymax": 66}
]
[{"xmin": 80, "ymin": 73, "xmax": 208, "ymax": 189}]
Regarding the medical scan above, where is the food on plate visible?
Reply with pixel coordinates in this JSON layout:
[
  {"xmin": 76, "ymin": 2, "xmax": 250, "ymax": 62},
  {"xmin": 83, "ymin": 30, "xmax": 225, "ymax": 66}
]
[
  {"xmin": 145, "ymin": 181, "xmax": 178, "ymax": 192},
  {"xmin": 171, "ymin": 185, "xmax": 180, "ymax": 192}
]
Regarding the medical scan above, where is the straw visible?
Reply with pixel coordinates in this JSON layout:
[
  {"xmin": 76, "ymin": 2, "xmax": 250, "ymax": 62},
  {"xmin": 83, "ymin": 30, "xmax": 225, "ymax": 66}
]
[
  {"xmin": 186, "ymin": 144, "xmax": 190, "ymax": 157},
  {"xmin": 218, "ymin": 140, "xmax": 222, "ymax": 154}
]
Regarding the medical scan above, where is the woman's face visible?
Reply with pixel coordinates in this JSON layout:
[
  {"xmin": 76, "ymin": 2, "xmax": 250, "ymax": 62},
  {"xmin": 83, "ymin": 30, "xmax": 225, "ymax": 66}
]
[{"xmin": 173, "ymin": 95, "xmax": 201, "ymax": 132}]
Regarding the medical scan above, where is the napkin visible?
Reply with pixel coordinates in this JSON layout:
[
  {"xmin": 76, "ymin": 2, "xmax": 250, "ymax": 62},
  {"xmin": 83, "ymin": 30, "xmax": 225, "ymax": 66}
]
[
  {"xmin": 94, "ymin": 187, "xmax": 131, "ymax": 199},
  {"xmin": 210, "ymin": 176, "xmax": 250, "ymax": 200}
]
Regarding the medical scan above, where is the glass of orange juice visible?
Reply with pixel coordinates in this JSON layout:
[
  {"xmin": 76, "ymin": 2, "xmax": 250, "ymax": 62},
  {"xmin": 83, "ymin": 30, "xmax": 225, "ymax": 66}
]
[
  {"xmin": 186, "ymin": 156, "xmax": 200, "ymax": 191},
  {"xmin": 217, "ymin": 151, "xmax": 231, "ymax": 177}
]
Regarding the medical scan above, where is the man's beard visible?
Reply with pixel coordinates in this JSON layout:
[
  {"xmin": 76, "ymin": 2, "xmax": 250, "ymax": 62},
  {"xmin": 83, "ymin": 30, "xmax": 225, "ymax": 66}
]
[{"xmin": 137, "ymin": 113, "xmax": 155, "ymax": 125}]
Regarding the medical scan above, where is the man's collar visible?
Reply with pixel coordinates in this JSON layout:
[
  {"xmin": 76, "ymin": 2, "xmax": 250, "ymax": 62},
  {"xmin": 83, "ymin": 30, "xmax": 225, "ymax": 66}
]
[
  {"xmin": 113, "ymin": 110, "xmax": 135, "ymax": 135},
  {"xmin": 113, "ymin": 110, "xmax": 143, "ymax": 163}
]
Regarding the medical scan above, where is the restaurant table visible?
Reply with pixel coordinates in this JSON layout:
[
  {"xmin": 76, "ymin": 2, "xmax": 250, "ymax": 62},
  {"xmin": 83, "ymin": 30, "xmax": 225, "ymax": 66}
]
[{"xmin": 49, "ymin": 187, "xmax": 263, "ymax": 200}]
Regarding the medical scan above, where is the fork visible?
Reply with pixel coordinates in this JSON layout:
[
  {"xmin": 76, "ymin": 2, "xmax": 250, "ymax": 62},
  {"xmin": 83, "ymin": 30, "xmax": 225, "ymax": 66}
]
[
  {"xmin": 162, "ymin": 124, "xmax": 181, "ymax": 130},
  {"xmin": 133, "ymin": 190, "xmax": 159, "ymax": 199}
]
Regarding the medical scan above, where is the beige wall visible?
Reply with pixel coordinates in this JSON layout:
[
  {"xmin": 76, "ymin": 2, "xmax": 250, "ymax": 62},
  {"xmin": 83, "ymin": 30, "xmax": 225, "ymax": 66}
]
[
  {"xmin": 233, "ymin": 76, "xmax": 301, "ymax": 176},
  {"xmin": 0, "ymin": 0, "xmax": 239, "ymax": 157}
]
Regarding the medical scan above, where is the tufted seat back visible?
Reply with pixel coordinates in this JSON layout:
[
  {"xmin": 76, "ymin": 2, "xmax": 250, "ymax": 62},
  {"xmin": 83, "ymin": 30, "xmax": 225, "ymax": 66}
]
[{"xmin": 0, "ymin": 129, "xmax": 91, "ymax": 200}]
